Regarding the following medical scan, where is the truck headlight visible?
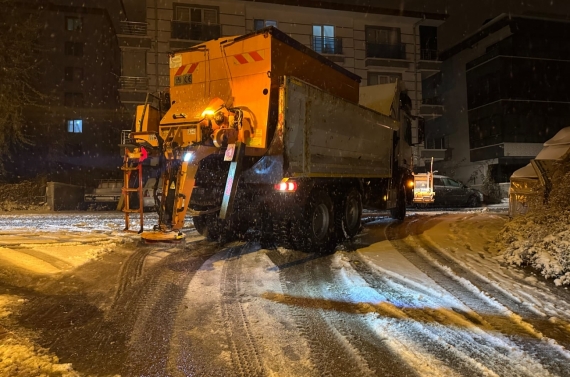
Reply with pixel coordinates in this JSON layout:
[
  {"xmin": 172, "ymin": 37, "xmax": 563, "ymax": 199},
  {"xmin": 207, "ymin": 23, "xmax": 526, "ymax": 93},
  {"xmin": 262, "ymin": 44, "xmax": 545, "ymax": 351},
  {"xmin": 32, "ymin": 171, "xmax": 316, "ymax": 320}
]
[{"xmin": 183, "ymin": 152, "xmax": 194, "ymax": 162}]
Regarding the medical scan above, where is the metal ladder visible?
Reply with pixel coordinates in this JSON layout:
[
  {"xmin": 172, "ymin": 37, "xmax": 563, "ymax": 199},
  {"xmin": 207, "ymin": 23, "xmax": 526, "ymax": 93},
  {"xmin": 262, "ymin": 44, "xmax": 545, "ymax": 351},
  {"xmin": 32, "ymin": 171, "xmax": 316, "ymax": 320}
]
[{"xmin": 121, "ymin": 150, "xmax": 144, "ymax": 233}]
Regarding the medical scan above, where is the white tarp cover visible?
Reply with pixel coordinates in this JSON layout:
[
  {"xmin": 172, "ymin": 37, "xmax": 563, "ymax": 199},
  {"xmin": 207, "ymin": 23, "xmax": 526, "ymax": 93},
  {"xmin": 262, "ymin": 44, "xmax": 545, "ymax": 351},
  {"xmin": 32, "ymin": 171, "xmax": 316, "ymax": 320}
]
[
  {"xmin": 544, "ymin": 126, "xmax": 570, "ymax": 146},
  {"xmin": 511, "ymin": 163, "xmax": 537, "ymax": 179}
]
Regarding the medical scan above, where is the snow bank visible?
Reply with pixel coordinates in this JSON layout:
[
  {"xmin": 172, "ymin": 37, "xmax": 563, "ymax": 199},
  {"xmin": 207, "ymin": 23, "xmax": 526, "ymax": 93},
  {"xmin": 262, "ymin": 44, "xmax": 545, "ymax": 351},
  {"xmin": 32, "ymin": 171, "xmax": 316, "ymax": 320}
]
[
  {"xmin": 497, "ymin": 157, "xmax": 570, "ymax": 286},
  {"xmin": 0, "ymin": 180, "xmax": 48, "ymax": 212}
]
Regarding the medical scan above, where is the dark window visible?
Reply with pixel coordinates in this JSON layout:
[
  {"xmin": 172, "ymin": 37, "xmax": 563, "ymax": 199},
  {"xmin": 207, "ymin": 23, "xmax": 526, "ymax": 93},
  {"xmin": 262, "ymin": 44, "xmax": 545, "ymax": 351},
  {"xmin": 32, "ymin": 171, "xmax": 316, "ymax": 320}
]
[
  {"xmin": 64, "ymin": 92, "xmax": 83, "ymax": 107},
  {"xmin": 64, "ymin": 67, "xmax": 83, "ymax": 81},
  {"xmin": 66, "ymin": 119, "xmax": 83, "ymax": 133},
  {"xmin": 365, "ymin": 26, "xmax": 405, "ymax": 59},
  {"xmin": 419, "ymin": 25, "xmax": 438, "ymax": 60},
  {"xmin": 367, "ymin": 72, "xmax": 401, "ymax": 86},
  {"xmin": 172, "ymin": 5, "xmax": 220, "ymax": 40},
  {"xmin": 433, "ymin": 178, "xmax": 444, "ymax": 186},
  {"xmin": 254, "ymin": 19, "xmax": 277, "ymax": 30},
  {"xmin": 66, "ymin": 17, "xmax": 82, "ymax": 31},
  {"xmin": 64, "ymin": 42, "xmax": 83, "ymax": 57},
  {"xmin": 426, "ymin": 136, "xmax": 447, "ymax": 149},
  {"xmin": 64, "ymin": 143, "xmax": 83, "ymax": 156}
]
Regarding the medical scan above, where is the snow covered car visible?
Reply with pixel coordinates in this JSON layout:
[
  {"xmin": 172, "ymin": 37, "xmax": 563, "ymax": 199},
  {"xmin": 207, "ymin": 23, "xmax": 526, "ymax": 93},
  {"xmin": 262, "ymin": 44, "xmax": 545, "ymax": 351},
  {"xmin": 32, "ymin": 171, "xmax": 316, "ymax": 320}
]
[
  {"xmin": 432, "ymin": 175, "xmax": 483, "ymax": 207},
  {"xmin": 83, "ymin": 180, "xmax": 122, "ymax": 208},
  {"xmin": 142, "ymin": 177, "xmax": 162, "ymax": 210}
]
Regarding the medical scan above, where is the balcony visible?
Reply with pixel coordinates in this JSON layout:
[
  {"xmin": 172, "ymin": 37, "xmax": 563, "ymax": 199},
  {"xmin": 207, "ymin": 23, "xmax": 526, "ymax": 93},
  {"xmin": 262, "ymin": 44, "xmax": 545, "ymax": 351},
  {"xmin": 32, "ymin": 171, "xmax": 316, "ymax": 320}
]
[
  {"xmin": 311, "ymin": 36, "xmax": 343, "ymax": 55},
  {"xmin": 420, "ymin": 97, "xmax": 444, "ymax": 119},
  {"xmin": 117, "ymin": 21, "xmax": 151, "ymax": 49},
  {"xmin": 420, "ymin": 49, "xmax": 438, "ymax": 61},
  {"xmin": 366, "ymin": 43, "xmax": 406, "ymax": 60},
  {"xmin": 171, "ymin": 21, "xmax": 221, "ymax": 41},
  {"xmin": 119, "ymin": 76, "xmax": 149, "ymax": 91},
  {"xmin": 119, "ymin": 21, "xmax": 147, "ymax": 36}
]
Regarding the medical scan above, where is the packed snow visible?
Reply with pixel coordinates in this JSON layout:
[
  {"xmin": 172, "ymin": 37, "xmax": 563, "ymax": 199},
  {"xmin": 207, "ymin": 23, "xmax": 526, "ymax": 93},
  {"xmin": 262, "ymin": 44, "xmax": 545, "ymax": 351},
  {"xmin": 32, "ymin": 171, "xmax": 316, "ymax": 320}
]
[{"xmin": 0, "ymin": 209, "xmax": 569, "ymax": 376}]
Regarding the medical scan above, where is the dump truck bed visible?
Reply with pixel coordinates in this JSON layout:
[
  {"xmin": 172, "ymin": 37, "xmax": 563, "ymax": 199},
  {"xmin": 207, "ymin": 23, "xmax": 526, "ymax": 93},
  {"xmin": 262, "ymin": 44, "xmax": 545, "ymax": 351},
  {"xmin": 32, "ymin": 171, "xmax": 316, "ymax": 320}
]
[{"xmin": 280, "ymin": 77, "xmax": 398, "ymax": 178}]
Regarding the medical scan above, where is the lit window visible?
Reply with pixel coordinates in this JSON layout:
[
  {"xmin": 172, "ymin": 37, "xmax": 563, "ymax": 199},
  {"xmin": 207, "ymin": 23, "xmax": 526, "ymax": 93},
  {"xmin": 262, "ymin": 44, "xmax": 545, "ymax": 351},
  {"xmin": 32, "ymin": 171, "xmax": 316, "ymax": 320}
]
[
  {"xmin": 67, "ymin": 119, "xmax": 83, "ymax": 133},
  {"xmin": 312, "ymin": 25, "xmax": 339, "ymax": 54},
  {"xmin": 66, "ymin": 17, "xmax": 82, "ymax": 31},
  {"xmin": 254, "ymin": 19, "xmax": 277, "ymax": 31}
]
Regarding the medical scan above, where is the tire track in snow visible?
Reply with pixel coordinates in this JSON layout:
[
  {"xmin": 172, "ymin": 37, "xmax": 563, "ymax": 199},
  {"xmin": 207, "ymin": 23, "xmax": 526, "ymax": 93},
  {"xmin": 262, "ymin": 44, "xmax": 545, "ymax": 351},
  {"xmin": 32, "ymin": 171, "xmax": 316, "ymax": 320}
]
[
  {"xmin": 220, "ymin": 242, "xmax": 266, "ymax": 377},
  {"xmin": 112, "ymin": 243, "xmax": 151, "ymax": 307},
  {"xmin": 387, "ymin": 218, "xmax": 570, "ymax": 377},
  {"xmin": 345, "ymin": 251, "xmax": 539, "ymax": 377},
  {"xmin": 266, "ymin": 248, "xmax": 420, "ymax": 377},
  {"xmin": 417, "ymin": 215, "xmax": 570, "ymax": 348}
]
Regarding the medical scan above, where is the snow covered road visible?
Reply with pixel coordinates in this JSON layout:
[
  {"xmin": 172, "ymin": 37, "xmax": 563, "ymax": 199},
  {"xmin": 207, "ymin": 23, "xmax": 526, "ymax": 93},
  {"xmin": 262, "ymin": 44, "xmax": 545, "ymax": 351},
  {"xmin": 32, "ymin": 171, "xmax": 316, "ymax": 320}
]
[{"xmin": 0, "ymin": 211, "xmax": 569, "ymax": 376}]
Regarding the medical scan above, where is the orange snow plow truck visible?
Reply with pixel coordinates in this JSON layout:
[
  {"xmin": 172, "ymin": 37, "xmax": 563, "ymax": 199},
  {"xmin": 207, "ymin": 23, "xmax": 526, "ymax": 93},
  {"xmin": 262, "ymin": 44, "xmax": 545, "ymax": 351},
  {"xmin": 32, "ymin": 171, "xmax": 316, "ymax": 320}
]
[{"xmin": 121, "ymin": 27, "xmax": 421, "ymax": 251}]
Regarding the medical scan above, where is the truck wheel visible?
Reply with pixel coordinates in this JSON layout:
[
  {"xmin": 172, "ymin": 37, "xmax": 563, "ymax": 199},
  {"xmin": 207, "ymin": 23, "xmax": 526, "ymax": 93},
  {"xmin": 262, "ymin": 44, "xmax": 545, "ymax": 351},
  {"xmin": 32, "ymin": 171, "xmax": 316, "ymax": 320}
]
[
  {"xmin": 193, "ymin": 214, "xmax": 230, "ymax": 242},
  {"xmin": 299, "ymin": 190, "xmax": 336, "ymax": 253},
  {"xmin": 390, "ymin": 187, "xmax": 406, "ymax": 221},
  {"xmin": 336, "ymin": 188, "xmax": 362, "ymax": 239},
  {"xmin": 273, "ymin": 217, "xmax": 296, "ymax": 249},
  {"xmin": 192, "ymin": 215, "xmax": 207, "ymax": 235}
]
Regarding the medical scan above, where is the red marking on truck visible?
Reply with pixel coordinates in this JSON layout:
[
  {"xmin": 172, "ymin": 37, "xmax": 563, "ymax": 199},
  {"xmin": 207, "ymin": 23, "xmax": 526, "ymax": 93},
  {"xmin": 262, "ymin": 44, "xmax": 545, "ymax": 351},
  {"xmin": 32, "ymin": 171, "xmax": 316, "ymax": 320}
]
[
  {"xmin": 233, "ymin": 51, "xmax": 264, "ymax": 64},
  {"xmin": 174, "ymin": 63, "xmax": 199, "ymax": 76},
  {"xmin": 234, "ymin": 54, "xmax": 248, "ymax": 64},
  {"xmin": 249, "ymin": 51, "xmax": 263, "ymax": 61}
]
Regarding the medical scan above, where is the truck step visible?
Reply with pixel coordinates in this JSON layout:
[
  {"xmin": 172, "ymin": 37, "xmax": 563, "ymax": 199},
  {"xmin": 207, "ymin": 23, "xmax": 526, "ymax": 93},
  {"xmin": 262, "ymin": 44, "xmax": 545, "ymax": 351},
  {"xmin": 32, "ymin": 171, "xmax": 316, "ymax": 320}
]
[{"xmin": 122, "ymin": 188, "xmax": 141, "ymax": 193}]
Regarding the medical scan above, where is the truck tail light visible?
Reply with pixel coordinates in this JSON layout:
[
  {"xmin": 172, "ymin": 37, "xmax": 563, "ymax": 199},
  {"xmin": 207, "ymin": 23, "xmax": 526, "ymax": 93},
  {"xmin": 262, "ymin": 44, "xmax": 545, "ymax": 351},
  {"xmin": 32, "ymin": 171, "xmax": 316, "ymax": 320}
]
[{"xmin": 274, "ymin": 180, "xmax": 297, "ymax": 192}]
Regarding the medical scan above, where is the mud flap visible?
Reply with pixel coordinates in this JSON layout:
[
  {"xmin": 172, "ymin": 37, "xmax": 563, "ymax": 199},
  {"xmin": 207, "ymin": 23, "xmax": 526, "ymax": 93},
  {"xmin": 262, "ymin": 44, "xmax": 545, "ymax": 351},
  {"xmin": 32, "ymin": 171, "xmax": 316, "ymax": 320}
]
[{"xmin": 220, "ymin": 142, "xmax": 245, "ymax": 220}]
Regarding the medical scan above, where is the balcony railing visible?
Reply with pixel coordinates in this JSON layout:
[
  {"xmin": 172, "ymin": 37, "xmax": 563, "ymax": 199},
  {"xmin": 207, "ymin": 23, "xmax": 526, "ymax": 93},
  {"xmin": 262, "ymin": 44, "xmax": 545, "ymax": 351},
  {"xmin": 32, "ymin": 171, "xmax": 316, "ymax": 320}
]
[
  {"xmin": 312, "ymin": 36, "xmax": 343, "ymax": 55},
  {"xmin": 420, "ymin": 49, "xmax": 438, "ymax": 61},
  {"xmin": 119, "ymin": 21, "xmax": 147, "ymax": 36},
  {"xmin": 366, "ymin": 43, "xmax": 406, "ymax": 60},
  {"xmin": 119, "ymin": 76, "xmax": 149, "ymax": 91},
  {"xmin": 171, "ymin": 21, "xmax": 221, "ymax": 41}
]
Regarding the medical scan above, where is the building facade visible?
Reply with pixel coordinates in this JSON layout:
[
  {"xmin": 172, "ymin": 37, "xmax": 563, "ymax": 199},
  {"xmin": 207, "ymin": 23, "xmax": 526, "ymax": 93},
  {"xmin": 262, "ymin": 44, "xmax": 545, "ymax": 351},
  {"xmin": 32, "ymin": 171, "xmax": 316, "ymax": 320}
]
[
  {"xmin": 11, "ymin": 0, "xmax": 130, "ymax": 184},
  {"xmin": 423, "ymin": 15, "xmax": 570, "ymax": 184},
  {"xmin": 116, "ymin": 0, "xmax": 446, "ymax": 168}
]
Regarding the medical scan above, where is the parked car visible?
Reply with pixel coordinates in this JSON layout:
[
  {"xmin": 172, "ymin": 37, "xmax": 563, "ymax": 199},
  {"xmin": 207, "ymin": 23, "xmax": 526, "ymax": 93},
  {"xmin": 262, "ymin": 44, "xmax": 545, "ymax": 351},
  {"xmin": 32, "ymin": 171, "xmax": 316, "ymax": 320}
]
[
  {"xmin": 431, "ymin": 175, "xmax": 484, "ymax": 207},
  {"xmin": 142, "ymin": 177, "xmax": 162, "ymax": 210},
  {"xmin": 83, "ymin": 179, "xmax": 123, "ymax": 209}
]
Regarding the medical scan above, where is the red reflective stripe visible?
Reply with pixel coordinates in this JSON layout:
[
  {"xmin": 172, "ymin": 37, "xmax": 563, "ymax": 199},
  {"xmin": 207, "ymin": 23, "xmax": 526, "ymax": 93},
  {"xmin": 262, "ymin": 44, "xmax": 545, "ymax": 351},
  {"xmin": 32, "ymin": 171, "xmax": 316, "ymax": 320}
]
[
  {"xmin": 175, "ymin": 65, "xmax": 186, "ymax": 76},
  {"xmin": 234, "ymin": 54, "xmax": 248, "ymax": 64},
  {"xmin": 187, "ymin": 62, "xmax": 199, "ymax": 73},
  {"xmin": 249, "ymin": 51, "xmax": 263, "ymax": 61}
]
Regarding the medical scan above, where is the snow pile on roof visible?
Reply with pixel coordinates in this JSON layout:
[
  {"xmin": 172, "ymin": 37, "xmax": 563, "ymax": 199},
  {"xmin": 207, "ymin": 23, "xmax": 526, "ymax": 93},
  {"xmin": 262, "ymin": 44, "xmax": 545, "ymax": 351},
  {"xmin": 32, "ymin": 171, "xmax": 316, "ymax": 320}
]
[{"xmin": 498, "ymin": 154, "xmax": 570, "ymax": 286}]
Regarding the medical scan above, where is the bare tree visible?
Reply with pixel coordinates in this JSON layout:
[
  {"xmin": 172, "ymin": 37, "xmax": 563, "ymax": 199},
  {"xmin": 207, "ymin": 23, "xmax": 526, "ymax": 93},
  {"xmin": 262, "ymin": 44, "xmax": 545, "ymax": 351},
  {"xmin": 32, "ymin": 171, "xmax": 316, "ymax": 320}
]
[{"xmin": 0, "ymin": 0, "xmax": 43, "ymax": 174}]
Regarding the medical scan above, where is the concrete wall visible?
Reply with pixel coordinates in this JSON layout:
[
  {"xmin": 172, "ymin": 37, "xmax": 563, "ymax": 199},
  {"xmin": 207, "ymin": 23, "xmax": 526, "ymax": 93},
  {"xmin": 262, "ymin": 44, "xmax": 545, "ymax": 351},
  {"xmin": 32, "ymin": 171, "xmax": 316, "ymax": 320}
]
[{"xmin": 46, "ymin": 182, "xmax": 85, "ymax": 211}]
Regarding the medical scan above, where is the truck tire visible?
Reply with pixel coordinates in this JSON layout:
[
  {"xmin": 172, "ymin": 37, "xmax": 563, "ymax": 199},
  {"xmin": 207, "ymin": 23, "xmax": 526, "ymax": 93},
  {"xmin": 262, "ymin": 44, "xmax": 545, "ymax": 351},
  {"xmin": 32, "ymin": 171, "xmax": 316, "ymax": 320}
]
[
  {"xmin": 273, "ymin": 217, "xmax": 296, "ymax": 249},
  {"xmin": 390, "ymin": 186, "xmax": 406, "ymax": 221},
  {"xmin": 193, "ymin": 214, "xmax": 233, "ymax": 243},
  {"xmin": 336, "ymin": 188, "xmax": 362, "ymax": 239},
  {"xmin": 299, "ymin": 189, "xmax": 336, "ymax": 253},
  {"xmin": 192, "ymin": 215, "xmax": 207, "ymax": 235}
]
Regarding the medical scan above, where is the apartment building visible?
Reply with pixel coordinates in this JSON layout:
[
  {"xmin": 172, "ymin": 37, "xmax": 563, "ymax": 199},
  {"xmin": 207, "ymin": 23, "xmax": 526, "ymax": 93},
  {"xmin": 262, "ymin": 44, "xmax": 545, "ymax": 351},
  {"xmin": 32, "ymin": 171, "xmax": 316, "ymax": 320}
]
[
  {"xmin": 423, "ymin": 15, "xmax": 570, "ymax": 184},
  {"xmin": 10, "ymin": 0, "xmax": 130, "ymax": 183},
  {"xmin": 117, "ymin": 0, "xmax": 447, "ymax": 168}
]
